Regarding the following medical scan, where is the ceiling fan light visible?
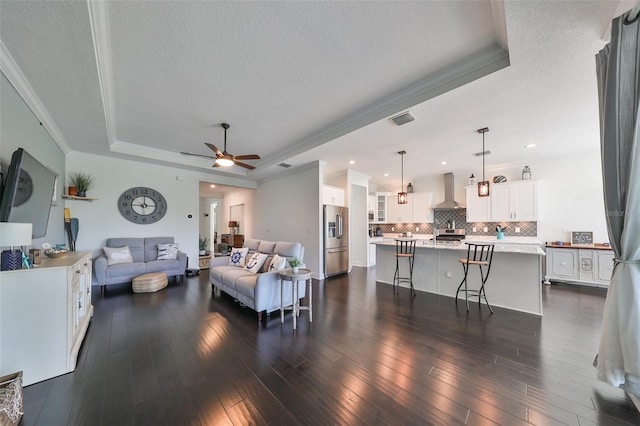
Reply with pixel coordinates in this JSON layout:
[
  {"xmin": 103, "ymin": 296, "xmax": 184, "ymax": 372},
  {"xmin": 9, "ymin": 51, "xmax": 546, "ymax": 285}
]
[{"xmin": 216, "ymin": 157, "xmax": 234, "ymax": 167}]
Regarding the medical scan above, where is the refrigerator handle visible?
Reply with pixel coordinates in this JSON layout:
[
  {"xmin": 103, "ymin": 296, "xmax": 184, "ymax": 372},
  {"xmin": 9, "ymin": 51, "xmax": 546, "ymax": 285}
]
[{"xmin": 337, "ymin": 214, "xmax": 342, "ymax": 239}]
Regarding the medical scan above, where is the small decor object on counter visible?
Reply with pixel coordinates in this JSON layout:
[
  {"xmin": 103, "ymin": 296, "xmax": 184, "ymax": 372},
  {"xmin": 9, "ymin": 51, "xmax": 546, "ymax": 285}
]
[
  {"xmin": 493, "ymin": 175, "xmax": 507, "ymax": 183},
  {"xmin": 289, "ymin": 257, "xmax": 302, "ymax": 274},
  {"xmin": 68, "ymin": 185, "xmax": 77, "ymax": 196},
  {"xmin": 496, "ymin": 225, "xmax": 507, "ymax": 240},
  {"xmin": 407, "ymin": 182, "xmax": 413, "ymax": 193},
  {"xmin": 44, "ymin": 248, "xmax": 68, "ymax": 258},
  {"xmin": 69, "ymin": 172, "xmax": 93, "ymax": 197},
  {"xmin": 468, "ymin": 174, "xmax": 477, "ymax": 185},
  {"xmin": 571, "ymin": 231, "xmax": 594, "ymax": 247},
  {"xmin": 28, "ymin": 249, "xmax": 41, "ymax": 265},
  {"xmin": 522, "ymin": 165, "xmax": 532, "ymax": 180}
]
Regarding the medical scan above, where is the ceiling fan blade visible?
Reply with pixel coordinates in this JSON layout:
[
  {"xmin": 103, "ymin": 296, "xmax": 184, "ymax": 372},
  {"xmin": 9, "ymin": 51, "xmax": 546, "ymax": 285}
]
[
  {"xmin": 233, "ymin": 161, "xmax": 256, "ymax": 170},
  {"xmin": 180, "ymin": 151, "xmax": 217, "ymax": 159},
  {"xmin": 205, "ymin": 143, "xmax": 223, "ymax": 156},
  {"xmin": 233, "ymin": 154, "xmax": 261, "ymax": 160}
]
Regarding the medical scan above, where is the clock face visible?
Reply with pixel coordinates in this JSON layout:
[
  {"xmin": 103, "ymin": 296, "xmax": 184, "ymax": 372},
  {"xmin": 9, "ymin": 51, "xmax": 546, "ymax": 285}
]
[{"xmin": 118, "ymin": 187, "xmax": 167, "ymax": 224}]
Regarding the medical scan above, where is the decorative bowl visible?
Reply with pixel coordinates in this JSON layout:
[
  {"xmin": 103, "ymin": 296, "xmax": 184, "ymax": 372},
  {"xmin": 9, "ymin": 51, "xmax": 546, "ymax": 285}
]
[
  {"xmin": 44, "ymin": 250, "xmax": 68, "ymax": 258},
  {"xmin": 493, "ymin": 175, "xmax": 507, "ymax": 183}
]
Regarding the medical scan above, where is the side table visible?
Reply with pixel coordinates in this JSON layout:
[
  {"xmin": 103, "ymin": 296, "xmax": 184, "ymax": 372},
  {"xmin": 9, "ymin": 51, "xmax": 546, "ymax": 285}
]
[{"xmin": 279, "ymin": 268, "xmax": 312, "ymax": 330}]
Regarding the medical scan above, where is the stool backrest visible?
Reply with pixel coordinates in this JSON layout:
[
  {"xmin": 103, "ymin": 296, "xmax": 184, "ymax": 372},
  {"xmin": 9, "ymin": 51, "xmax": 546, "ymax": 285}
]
[
  {"xmin": 464, "ymin": 242, "xmax": 495, "ymax": 265},
  {"xmin": 395, "ymin": 238, "xmax": 417, "ymax": 256}
]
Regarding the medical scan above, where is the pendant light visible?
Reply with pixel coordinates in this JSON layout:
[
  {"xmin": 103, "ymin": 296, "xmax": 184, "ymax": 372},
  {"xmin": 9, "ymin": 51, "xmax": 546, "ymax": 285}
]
[
  {"xmin": 397, "ymin": 150, "xmax": 408, "ymax": 204},
  {"xmin": 477, "ymin": 127, "xmax": 490, "ymax": 197}
]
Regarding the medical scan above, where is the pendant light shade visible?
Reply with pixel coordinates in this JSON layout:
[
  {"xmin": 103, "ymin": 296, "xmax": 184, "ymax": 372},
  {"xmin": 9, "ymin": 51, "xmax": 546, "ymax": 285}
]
[
  {"xmin": 397, "ymin": 150, "xmax": 407, "ymax": 204},
  {"xmin": 477, "ymin": 127, "xmax": 490, "ymax": 197}
]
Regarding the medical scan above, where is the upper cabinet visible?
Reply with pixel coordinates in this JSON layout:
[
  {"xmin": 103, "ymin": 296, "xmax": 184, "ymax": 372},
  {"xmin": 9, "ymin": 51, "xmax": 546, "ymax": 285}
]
[
  {"xmin": 375, "ymin": 192, "xmax": 388, "ymax": 223},
  {"xmin": 491, "ymin": 181, "xmax": 538, "ymax": 222},
  {"xmin": 322, "ymin": 185, "xmax": 345, "ymax": 206},
  {"xmin": 385, "ymin": 191, "xmax": 434, "ymax": 224},
  {"xmin": 466, "ymin": 181, "xmax": 538, "ymax": 222}
]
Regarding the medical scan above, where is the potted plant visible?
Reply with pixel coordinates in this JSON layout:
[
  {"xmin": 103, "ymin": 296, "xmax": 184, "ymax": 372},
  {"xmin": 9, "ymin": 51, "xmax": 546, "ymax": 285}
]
[
  {"xmin": 220, "ymin": 243, "xmax": 229, "ymax": 255},
  {"xmin": 70, "ymin": 172, "xmax": 93, "ymax": 197},
  {"xmin": 288, "ymin": 258, "xmax": 302, "ymax": 273},
  {"xmin": 199, "ymin": 236, "xmax": 208, "ymax": 255}
]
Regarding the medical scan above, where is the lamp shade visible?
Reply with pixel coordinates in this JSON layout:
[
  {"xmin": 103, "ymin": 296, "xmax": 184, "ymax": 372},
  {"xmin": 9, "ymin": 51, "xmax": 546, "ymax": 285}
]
[
  {"xmin": 0, "ymin": 223, "xmax": 32, "ymax": 247},
  {"xmin": 228, "ymin": 221, "xmax": 238, "ymax": 228}
]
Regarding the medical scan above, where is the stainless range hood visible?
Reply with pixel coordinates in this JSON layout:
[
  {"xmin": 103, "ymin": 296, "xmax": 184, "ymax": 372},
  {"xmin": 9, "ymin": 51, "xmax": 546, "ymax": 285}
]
[{"xmin": 433, "ymin": 172, "xmax": 466, "ymax": 209}]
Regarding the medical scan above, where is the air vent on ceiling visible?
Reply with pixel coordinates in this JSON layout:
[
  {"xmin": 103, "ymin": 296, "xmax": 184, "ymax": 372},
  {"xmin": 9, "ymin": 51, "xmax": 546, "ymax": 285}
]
[
  {"xmin": 390, "ymin": 111, "xmax": 415, "ymax": 126},
  {"xmin": 473, "ymin": 150, "xmax": 492, "ymax": 157},
  {"xmin": 279, "ymin": 162, "xmax": 292, "ymax": 168}
]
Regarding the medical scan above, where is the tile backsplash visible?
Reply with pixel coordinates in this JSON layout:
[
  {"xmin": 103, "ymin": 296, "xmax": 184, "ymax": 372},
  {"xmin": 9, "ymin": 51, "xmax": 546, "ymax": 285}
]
[{"xmin": 370, "ymin": 209, "xmax": 537, "ymax": 237}]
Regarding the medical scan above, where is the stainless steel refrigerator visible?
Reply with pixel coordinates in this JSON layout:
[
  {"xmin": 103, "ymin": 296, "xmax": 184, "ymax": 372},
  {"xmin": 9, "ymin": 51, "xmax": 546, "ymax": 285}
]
[{"xmin": 323, "ymin": 205, "xmax": 349, "ymax": 277}]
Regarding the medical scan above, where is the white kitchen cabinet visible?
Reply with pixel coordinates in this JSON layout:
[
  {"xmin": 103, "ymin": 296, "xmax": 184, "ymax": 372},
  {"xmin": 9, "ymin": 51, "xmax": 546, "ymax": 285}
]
[
  {"xmin": 465, "ymin": 186, "xmax": 491, "ymax": 222},
  {"xmin": 0, "ymin": 251, "xmax": 93, "ymax": 386},
  {"xmin": 412, "ymin": 192, "xmax": 434, "ymax": 223},
  {"xmin": 375, "ymin": 192, "xmax": 388, "ymax": 223},
  {"xmin": 491, "ymin": 181, "xmax": 538, "ymax": 222},
  {"xmin": 544, "ymin": 245, "xmax": 613, "ymax": 287},
  {"xmin": 322, "ymin": 185, "xmax": 345, "ymax": 206},
  {"xmin": 368, "ymin": 240, "xmax": 377, "ymax": 266}
]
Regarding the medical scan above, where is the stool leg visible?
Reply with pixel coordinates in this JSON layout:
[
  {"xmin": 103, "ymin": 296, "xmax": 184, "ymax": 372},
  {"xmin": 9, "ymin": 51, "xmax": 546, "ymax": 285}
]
[
  {"xmin": 308, "ymin": 279, "xmax": 313, "ymax": 323},
  {"xmin": 393, "ymin": 255, "xmax": 400, "ymax": 293},
  {"xmin": 479, "ymin": 266, "xmax": 494, "ymax": 314},
  {"xmin": 409, "ymin": 255, "xmax": 416, "ymax": 297}
]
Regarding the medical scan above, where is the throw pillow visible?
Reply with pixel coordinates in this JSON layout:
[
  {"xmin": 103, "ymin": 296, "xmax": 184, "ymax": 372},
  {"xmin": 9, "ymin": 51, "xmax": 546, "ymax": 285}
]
[
  {"xmin": 157, "ymin": 243, "xmax": 179, "ymax": 260},
  {"xmin": 228, "ymin": 247, "xmax": 249, "ymax": 267},
  {"xmin": 103, "ymin": 246, "xmax": 133, "ymax": 266},
  {"xmin": 244, "ymin": 252, "xmax": 269, "ymax": 274},
  {"xmin": 268, "ymin": 253, "xmax": 287, "ymax": 271}
]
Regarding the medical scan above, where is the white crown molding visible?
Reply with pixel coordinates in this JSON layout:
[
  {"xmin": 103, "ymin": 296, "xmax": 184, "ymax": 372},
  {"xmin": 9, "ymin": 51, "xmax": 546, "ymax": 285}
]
[
  {"xmin": 257, "ymin": 44, "xmax": 510, "ymax": 171},
  {"xmin": 87, "ymin": 0, "xmax": 117, "ymax": 148},
  {"xmin": 0, "ymin": 40, "xmax": 72, "ymax": 154}
]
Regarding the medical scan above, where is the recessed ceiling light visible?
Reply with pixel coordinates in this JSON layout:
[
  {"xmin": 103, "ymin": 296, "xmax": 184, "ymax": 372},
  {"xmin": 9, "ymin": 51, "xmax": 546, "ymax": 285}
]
[
  {"xmin": 210, "ymin": 184, "xmax": 216, "ymax": 188},
  {"xmin": 441, "ymin": 161, "xmax": 447, "ymax": 165},
  {"xmin": 349, "ymin": 160, "xmax": 355, "ymax": 165},
  {"xmin": 525, "ymin": 143, "xmax": 537, "ymax": 149},
  {"xmin": 384, "ymin": 173, "xmax": 389, "ymax": 177}
]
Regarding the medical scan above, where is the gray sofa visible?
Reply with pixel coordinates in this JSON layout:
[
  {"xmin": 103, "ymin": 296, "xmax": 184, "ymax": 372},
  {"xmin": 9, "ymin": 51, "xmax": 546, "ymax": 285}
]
[
  {"xmin": 209, "ymin": 239, "xmax": 305, "ymax": 321},
  {"xmin": 94, "ymin": 237, "xmax": 187, "ymax": 288}
]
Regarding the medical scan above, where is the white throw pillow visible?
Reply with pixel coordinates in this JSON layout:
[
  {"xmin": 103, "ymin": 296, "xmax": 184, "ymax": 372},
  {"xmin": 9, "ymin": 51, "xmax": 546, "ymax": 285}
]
[
  {"xmin": 103, "ymin": 246, "xmax": 133, "ymax": 266},
  {"xmin": 268, "ymin": 253, "xmax": 287, "ymax": 271},
  {"xmin": 228, "ymin": 247, "xmax": 249, "ymax": 267},
  {"xmin": 244, "ymin": 252, "xmax": 269, "ymax": 273},
  {"xmin": 157, "ymin": 243, "xmax": 179, "ymax": 260}
]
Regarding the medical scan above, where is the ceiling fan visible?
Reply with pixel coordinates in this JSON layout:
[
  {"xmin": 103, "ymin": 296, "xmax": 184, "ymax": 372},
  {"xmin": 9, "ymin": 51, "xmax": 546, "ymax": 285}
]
[{"xmin": 181, "ymin": 123, "xmax": 260, "ymax": 170}]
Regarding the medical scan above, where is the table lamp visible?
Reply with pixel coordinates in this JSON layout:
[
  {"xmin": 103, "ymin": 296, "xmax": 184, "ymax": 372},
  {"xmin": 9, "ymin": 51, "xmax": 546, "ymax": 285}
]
[
  {"xmin": 229, "ymin": 221, "xmax": 238, "ymax": 241},
  {"xmin": 0, "ymin": 222, "xmax": 33, "ymax": 270}
]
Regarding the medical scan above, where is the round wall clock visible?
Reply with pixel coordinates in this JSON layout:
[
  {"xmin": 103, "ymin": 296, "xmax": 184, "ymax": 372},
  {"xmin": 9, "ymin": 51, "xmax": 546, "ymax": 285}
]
[{"xmin": 118, "ymin": 187, "xmax": 167, "ymax": 224}]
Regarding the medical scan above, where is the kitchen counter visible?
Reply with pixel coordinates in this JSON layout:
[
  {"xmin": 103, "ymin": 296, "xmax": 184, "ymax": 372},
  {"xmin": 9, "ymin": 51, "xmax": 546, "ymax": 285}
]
[{"xmin": 374, "ymin": 237, "xmax": 545, "ymax": 316}]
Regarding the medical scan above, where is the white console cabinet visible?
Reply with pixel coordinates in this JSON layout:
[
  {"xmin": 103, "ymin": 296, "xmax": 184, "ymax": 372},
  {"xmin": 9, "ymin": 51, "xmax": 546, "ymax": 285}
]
[
  {"xmin": 0, "ymin": 251, "xmax": 93, "ymax": 386},
  {"xmin": 544, "ymin": 245, "xmax": 614, "ymax": 288}
]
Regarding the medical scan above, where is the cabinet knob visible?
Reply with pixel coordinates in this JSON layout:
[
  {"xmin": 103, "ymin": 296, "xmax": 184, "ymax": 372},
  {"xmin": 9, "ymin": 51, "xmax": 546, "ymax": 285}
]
[
  {"xmin": 560, "ymin": 261, "xmax": 567, "ymax": 266},
  {"xmin": 76, "ymin": 269, "xmax": 81, "ymax": 274}
]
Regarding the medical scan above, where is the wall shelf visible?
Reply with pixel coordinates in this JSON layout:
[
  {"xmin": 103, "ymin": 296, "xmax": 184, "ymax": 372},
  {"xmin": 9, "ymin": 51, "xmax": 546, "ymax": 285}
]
[{"xmin": 62, "ymin": 194, "xmax": 98, "ymax": 201}]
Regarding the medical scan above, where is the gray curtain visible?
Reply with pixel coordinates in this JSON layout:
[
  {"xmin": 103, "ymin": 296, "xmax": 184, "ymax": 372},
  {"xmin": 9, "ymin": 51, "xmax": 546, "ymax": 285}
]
[{"xmin": 595, "ymin": 10, "xmax": 640, "ymax": 397}]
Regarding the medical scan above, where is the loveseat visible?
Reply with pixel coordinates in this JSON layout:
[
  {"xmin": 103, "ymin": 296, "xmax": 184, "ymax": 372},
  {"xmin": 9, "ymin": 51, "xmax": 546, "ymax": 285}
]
[
  {"xmin": 209, "ymin": 239, "xmax": 305, "ymax": 321},
  {"xmin": 94, "ymin": 237, "xmax": 187, "ymax": 289}
]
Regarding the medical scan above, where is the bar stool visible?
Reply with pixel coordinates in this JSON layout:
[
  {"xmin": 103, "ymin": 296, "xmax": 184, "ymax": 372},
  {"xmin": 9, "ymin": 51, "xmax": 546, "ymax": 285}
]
[
  {"xmin": 456, "ymin": 242, "xmax": 495, "ymax": 313},
  {"xmin": 393, "ymin": 238, "xmax": 416, "ymax": 296}
]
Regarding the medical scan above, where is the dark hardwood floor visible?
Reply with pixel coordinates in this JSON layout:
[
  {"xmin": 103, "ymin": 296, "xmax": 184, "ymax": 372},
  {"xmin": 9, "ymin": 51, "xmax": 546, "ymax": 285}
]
[{"xmin": 19, "ymin": 267, "xmax": 640, "ymax": 425}]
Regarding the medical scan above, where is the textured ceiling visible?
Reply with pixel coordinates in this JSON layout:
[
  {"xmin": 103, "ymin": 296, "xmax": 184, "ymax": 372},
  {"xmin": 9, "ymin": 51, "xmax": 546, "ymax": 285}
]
[{"xmin": 0, "ymin": 1, "xmax": 629, "ymax": 189}]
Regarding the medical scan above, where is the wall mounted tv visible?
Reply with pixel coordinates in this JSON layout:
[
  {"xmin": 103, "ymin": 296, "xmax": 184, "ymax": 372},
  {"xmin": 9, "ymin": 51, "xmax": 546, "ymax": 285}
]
[{"xmin": 0, "ymin": 148, "xmax": 56, "ymax": 238}]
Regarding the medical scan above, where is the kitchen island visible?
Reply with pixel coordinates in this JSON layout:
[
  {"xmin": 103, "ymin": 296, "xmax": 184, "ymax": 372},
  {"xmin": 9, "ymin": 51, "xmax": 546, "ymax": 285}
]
[{"xmin": 373, "ymin": 237, "xmax": 546, "ymax": 316}]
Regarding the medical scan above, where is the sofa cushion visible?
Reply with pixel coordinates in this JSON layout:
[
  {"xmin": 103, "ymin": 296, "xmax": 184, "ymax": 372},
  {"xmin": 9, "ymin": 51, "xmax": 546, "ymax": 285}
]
[
  {"xmin": 257, "ymin": 240, "xmax": 276, "ymax": 255},
  {"xmin": 235, "ymin": 275, "xmax": 258, "ymax": 299},
  {"xmin": 103, "ymin": 246, "xmax": 133, "ymax": 266},
  {"xmin": 244, "ymin": 252, "xmax": 268, "ymax": 273},
  {"xmin": 274, "ymin": 242, "xmax": 302, "ymax": 259},
  {"xmin": 146, "ymin": 259, "xmax": 182, "ymax": 273},
  {"xmin": 244, "ymin": 239, "xmax": 261, "ymax": 252},
  {"xmin": 107, "ymin": 238, "xmax": 144, "ymax": 262},
  {"xmin": 261, "ymin": 255, "xmax": 273, "ymax": 273},
  {"xmin": 229, "ymin": 247, "xmax": 249, "ymax": 267},
  {"xmin": 210, "ymin": 265, "xmax": 237, "ymax": 284},
  {"xmin": 220, "ymin": 267, "xmax": 255, "ymax": 289},
  {"xmin": 144, "ymin": 237, "xmax": 175, "ymax": 262},
  {"xmin": 105, "ymin": 261, "xmax": 146, "ymax": 277}
]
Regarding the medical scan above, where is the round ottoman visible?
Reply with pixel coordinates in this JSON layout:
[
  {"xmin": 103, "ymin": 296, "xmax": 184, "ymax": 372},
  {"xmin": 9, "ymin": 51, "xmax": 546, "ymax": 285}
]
[{"xmin": 132, "ymin": 272, "xmax": 168, "ymax": 293}]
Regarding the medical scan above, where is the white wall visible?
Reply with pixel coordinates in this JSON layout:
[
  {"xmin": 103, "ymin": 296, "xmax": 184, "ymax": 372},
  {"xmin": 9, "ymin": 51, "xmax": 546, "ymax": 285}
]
[
  {"xmin": 65, "ymin": 152, "xmax": 211, "ymax": 269},
  {"xmin": 0, "ymin": 72, "xmax": 65, "ymax": 249},
  {"xmin": 221, "ymin": 188, "xmax": 255, "ymax": 238},
  {"xmin": 252, "ymin": 162, "xmax": 322, "ymax": 277}
]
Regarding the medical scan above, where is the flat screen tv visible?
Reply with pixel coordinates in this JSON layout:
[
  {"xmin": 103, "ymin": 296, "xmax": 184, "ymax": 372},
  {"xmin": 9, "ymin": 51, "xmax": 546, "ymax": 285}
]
[{"xmin": 0, "ymin": 148, "xmax": 56, "ymax": 238}]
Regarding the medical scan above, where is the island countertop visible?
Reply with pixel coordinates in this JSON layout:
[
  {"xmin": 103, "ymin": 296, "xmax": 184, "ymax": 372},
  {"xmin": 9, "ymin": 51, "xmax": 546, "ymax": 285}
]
[{"xmin": 371, "ymin": 237, "xmax": 545, "ymax": 256}]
